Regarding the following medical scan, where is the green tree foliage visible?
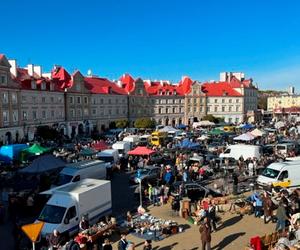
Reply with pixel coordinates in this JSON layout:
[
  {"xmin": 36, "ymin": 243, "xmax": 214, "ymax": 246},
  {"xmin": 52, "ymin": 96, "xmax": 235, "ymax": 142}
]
[
  {"xmin": 115, "ymin": 119, "xmax": 129, "ymax": 129},
  {"xmin": 134, "ymin": 118, "xmax": 156, "ymax": 128},
  {"xmin": 202, "ymin": 114, "xmax": 219, "ymax": 123}
]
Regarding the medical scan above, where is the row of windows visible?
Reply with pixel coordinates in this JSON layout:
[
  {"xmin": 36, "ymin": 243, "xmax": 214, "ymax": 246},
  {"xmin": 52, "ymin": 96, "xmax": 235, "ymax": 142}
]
[
  {"xmin": 2, "ymin": 92, "xmax": 17, "ymax": 104},
  {"xmin": 70, "ymin": 108, "xmax": 127, "ymax": 118},
  {"xmin": 207, "ymin": 105, "xmax": 241, "ymax": 112},
  {"xmin": 2, "ymin": 110, "xmax": 18, "ymax": 123},
  {"xmin": 30, "ymin": 81, "xmax": 55, "ymax": 91},
  {"xmin": 21, "ymin": 110, "xmax": 63, "ymax": 121},
  {"xmin": 22, "ymin": 95, "xmax": 63, "ymax": 104},
  {"xmin": 207, "ymin": 98, "xmax": 240, "ymax": 104},
  {"xmin": 91, "ymin": 97, "xmax": 127, "ymax": 105},
  {"xmin": 156, "ymin": 99, "xmax": 184, "ymax": 104},
  {"xmin": 157, "ymin": 107, "xmax": 183, "ymax": 114}
]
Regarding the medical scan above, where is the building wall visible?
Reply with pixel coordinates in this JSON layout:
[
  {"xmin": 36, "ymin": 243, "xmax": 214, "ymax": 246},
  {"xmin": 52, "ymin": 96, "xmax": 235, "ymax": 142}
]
[
  {"xmin": 267, "ymin": 95, "xmax": 300, "ymax": 111},
  {"xmin": 206, "ymin": 96, "xmax": 244, "ymax": 124}
]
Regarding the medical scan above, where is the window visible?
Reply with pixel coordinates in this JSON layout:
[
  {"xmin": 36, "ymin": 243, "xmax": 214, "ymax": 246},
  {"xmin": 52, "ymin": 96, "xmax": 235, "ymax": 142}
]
[
  {"xmin": 70, "ymin": 109, "xmax": 75, "ymax": 118},
  {"xmin": 278, "ymin": 171, "xmax": 288, "ymax": 181},
  {"xmin": 50, "ymin": 83, "xmax": 54, "ymax": 91},
  {"xmin": 75, "ymin": 83, "xmax": 81, "ymax": 91},
  {"xmin": 173, "ymin": 107, "xmax": 176, "ymax": 113},
  {"xmin": 116, "ymin": 108, "xmax": 119, "ymax": 115},
  {"xmin": 108, "ymin": 99, "xmax": 111, "ymax": 104},
  {"xmin": 42, "ymin": 110, "xmax": 46, "ymax": 119},
  {"xmin": 32, "ymin": 111, "xmax": 37, "ymax": 120},
  {"xmin": 92, "ymin": 97, "xmax": 96, "ymax": 104},
  {"xmin": 77, "ymin": 96, "xmax": 81, "ymax": 104},
  {"xmin": 222, "ymin": 106, "xmax": 225, "ymax": 112},
  {"xmin": 32, "ymin": 96, "xmax": 37, "ymax": 104},
  {"xmin": 108, "ymin": 109, "xmax": 112, "ymax": 115},
  {"xmin": 58, "ymin": 97, "xmax": 62, "ymax": 103},
  {"xmin": 22, "ymin": 111, "xmax": 27, "ymax": 121},
  {"xmin": 22, "ymin": 96, "xmax": 26, "ymax": 103},
  {"xmin": 69, "ymin": 96, "xmax": 74, "ymax": 104},
  {"xmin": 83, "ymin": 108, "xmax": 89, "ymax": 116},
  {"xmin": 229, "ymin": 106, "xmax": 232, "ymax": 112},
  {"xmin": 84, "ymin": 97, "xmax": 88, "ymax": 104},
  {"xmin": 31, "ymin": 81, "xmax": 36, "ymax": 89},
  {"xmin": 42, "ymin": 97, "xmax": 46, "ymax": 103},
  {"xmin": 2, "ymin": 93, "xmax": 8, "ymax": 104},
  {"xmin": 229, "ymin": 99, "xmax": 232, "ymax": 103},
  {"xmin": 41, "ymin": 82, "xmax": 46, "ymax": 90},
  {"xmin": 207, "ymin": 106, "xmax": 210, "ymax": 112},
  {"xmin": 100, "ymin": 99, "xmax": 104, "ymax": 104},
  {"xmin": 12, "ymin": 111, "xmax": 18, "ymax": 122},
  {"xmin": 214, "ymin": 106, "xmax": 218, "ymax": 112},
  {"xmin": 236, "ymin": 106, "xmax": 240, "ymax": 112},
  {"xmin": 50, "ymin": 97, "xmax": 54, "ymax": 103},
  {"xmin": 235, "ymin": 117, "xmax": 239, "ymax": 123},
  {"xmin": 2, "ymin": 111, "xmax": 8, "ymax": 122},
  {"xmin": 236, "ymin": 99, "xmax": 239, "ymax": 103},
  {"xmin": 51, "ymin": 110, "xmax": 55, "ymax": 118},
  {"xmin": 0, "ymin": 74, "xmax": 7, "ymax": 85},
  {"xmin": 65, "ymin": 206, "xmax": 77, "ymax": 221},
  {"xmin": 214, "ymin": 99, "xmax": 218, "ymax": 103},
  {"xmin": 207, "ymin": 99, "xmax": 210, "ymax": 103},
  {"xmin": 77, "ymin": 109, "xmax": 82, "ymax": 117},
  {"xmin": 92, "ymin": 109, "xmax": 96, "ymax": 115},
  {"xmin": 11, "ymin": 93, "xmax": 17, "ymax": 104},
  {"xmin": 158, "ymin": 107, "xmax": 162, "ymax": 114},
  {"xmin": 222, "ymin": 99, "xmax": 225, "ymax": 103}
]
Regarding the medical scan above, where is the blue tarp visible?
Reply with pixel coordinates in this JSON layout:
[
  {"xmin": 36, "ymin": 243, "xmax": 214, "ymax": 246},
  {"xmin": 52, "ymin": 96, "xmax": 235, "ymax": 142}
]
[
  {"xmin": 176, "ymin": 124, "xmax": 187, "ymax": 129},
  {"xmin": 19, "ymin": 154, "xmax": 66, "ymax": 173},
  {"xmin": 241, "ymin": 124, "xmax": 254, "ymax": 130},
  {"xmin": 178, "ymin": 138, "xmax": 200, "ymax": 149},
  {"xmin": 0, "ymin": 144, "xmax": 29, "ymax": 164}
]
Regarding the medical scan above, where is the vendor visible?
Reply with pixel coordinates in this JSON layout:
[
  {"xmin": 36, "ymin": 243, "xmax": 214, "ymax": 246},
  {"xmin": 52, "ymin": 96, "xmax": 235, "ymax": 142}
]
[{"xmin": 79, "ymin": 216, "xmax": 89, "ymax": 231}]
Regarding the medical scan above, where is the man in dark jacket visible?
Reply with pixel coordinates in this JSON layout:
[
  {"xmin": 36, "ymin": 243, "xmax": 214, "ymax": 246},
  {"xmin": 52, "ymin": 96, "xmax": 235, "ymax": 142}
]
[
  {"xmin": 118, "ymin": 233, "xmax": 128, "ymax": 250},
  {"xmin": 199, "ymin": 217, "xmax": 212, "ymax": 250}
]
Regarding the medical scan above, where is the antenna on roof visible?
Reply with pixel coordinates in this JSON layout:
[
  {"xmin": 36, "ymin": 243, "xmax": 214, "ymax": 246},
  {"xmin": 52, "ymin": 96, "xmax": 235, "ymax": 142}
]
[{"xmin": 87, "ymin": 69, "xmax": 92, "ymax": 76}]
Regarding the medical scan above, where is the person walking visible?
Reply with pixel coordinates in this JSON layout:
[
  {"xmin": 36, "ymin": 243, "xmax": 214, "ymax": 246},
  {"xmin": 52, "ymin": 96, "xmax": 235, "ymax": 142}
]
[
  {"xmin": 276, "ymin": 201, "xmax": 288, "ymax": 232},
  {"xmin": 143, "ymin": 239, "xmax": 152, "ymax": 250},
  {"xmin": 262, "ymin": 192, "xmax": 273, "ymax": 224},
  {"xmin": 118, "ymin": 233, "xmax": 128, "ymax": 250},
  {"xmin": 102, "ymin": 238, "xmax": 113, "ymax": 250},
  {"xmin": 199, "ymin": 217, "xmax": 212, "ymax": 250}
]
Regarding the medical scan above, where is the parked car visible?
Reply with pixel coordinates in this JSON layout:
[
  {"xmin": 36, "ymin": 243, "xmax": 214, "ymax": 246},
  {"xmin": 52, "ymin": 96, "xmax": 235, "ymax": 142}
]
[
  {"xmin": 148, "ymin": 152, "xmax": 165, "ymax": 165},
  {"xmin": 129, "ymin": 166, "xmax": 161, "ymax": 185}
]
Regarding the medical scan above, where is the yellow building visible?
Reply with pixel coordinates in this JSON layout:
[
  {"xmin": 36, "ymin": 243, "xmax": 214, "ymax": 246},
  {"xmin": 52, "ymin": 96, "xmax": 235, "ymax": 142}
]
[{"xmin": 267, "ymin": 95, "xmax": 300, "ymax": 111}]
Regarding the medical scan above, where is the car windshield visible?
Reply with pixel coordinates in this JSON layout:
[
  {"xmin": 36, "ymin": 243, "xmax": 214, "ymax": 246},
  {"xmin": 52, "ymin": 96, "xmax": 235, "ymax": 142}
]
[
  {"xmin": 38, "ymin": 204, "xmax": 66, "ymax": 224},
  {"xmin": 98, "ymin": 156, "xmax": 114, "ymax": 163},
  {"xmin": 55, "ymin": 174, "xmax": 73, "ymax": 186},
  {"xmin": 136, "ymin": 169, "xmax": 150, "ymax": 176},
  {"xmin": 262, "ymin": 168, "xmax": 280, "ymax": 179}
]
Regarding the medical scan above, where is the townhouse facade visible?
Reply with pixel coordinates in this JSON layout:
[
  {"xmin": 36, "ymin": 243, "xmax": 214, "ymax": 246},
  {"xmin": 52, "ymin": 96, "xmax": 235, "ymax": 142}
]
[{"xmin": 0, "ymin": 54, "xmax": 258, "ymax": 144}]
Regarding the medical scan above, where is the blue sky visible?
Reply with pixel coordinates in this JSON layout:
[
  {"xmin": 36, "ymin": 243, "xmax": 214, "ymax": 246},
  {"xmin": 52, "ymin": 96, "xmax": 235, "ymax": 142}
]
[{"xmin": 1, "ymin": 0, "xmax": 300, "ymax": 90}]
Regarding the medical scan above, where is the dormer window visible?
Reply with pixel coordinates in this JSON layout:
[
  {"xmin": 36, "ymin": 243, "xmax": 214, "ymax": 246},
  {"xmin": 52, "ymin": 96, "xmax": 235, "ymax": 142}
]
[
  {"xmin": 174, "ymin": 90, "xmax": 177, "ymax": 95},
  {"xmin": 50, "ymin": 83, "xmax": 54, "ymax": 91},
  {"xmin": 158, "ymin": 90, "xmax": 162, "ymax": 95},
  {"xmin": 0, "ymin": 74, "xmax": 7, "ymax": 85},
  {"xmin": 31, "ymin": 81, "xmax": 37, "ymax": 89},
  {"xmin": 75, "ymin": 83, "xmax": 81, "ymax": 91},
  {"xmin": 41, "ymin": 82, "xmax": 46, "ymax": 90}
]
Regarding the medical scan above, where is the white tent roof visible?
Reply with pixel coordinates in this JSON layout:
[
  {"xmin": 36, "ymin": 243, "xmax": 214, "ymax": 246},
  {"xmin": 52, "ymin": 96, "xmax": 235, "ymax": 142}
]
[
  {"xmin": 159, "ymin": 126, "xmax": 179, "ymax": 132},
  {"xmin": 275, "ymin": 121, "xmax": 285, "ymax": 129},
  {"xmin": 233, "ymin": 132, "xmax": 255, "ymax": 141},
  {"xmin": 250, "ymin": 128, "xmax": 265, "ymax": 137},
  {"xmin": 193, "ymin": 121, "xmax": 215, "ymax": 128}
]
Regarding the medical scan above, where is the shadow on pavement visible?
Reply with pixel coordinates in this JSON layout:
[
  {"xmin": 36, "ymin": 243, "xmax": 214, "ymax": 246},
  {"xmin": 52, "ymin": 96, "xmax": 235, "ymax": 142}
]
[
  {"xmin": 218, "ymin": 215, "xmax": 242, "ymax": 230},
  {"xmin": 153, "ymin": 242, "xmax": 178, "ymax": 250},
  {"xmin": 212, "ymin": 232, "xmax": 246, "ymax": 250}
]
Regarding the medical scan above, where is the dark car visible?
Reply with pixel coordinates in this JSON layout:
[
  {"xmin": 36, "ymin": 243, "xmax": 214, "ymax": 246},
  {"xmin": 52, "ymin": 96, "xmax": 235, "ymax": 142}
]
[
  {"xmin": 148, "ymin": 152, "xmax": 165, "ymax": 165},
  {"xmin": 171, "ymin": 181, "xmax": 223, "ymax": 202},
  {"xmin": 129, "ymin": 166, "xmax": 161, "ymax": 185}
]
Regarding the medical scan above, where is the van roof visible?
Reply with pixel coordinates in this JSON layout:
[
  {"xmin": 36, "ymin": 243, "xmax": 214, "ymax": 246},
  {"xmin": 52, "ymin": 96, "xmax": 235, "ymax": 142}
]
[
  {"xmin": 56, "ymin": 178, "xmax": 110, "ymax": 195},
  {"xmin": 227, "ymin": 144, "xmax": 260, "ymax": 148},
  {"xmin": 267, "ymin": 161, "xmax": 300, "ymax": 171},
  {"xmin": 98, "ymin": 149, "xmax": 118, "ymax": 155},
  {"xmin": 64, "ymin": 160, "xmax": 105, "ymax": 170}
]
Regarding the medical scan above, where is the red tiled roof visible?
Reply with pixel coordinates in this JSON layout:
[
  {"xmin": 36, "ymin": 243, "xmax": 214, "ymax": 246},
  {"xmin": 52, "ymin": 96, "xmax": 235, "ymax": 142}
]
[
  {"xmin": 119, "ymin": 73, "xmax": 135, "ymax": 93},
  {"xmin": 202, "ymin": 82, "xmax": 242, "ymax": 97},
  {"xmin": 84, "ymin": 77, "xmax": 127, "ymax": 95},
  {"xmin": 176, "ymin": 76, "xmax": 193, "ymax": 95},
  {"xmin": 51, "ymin": 67, "xmax": 73, "ymax": 89},
  {"xmin": 0, "ymin": 54, "xmax": 4, "ymax": 60}
]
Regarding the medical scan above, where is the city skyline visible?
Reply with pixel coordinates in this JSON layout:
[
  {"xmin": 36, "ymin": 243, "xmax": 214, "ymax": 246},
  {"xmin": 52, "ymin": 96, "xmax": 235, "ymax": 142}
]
[{"xmin": 1, "ymin": 0, "xmax": 300, "ymax": 90}]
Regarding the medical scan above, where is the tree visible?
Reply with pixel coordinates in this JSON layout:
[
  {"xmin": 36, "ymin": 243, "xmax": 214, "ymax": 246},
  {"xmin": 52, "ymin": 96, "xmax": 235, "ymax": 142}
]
[
  {"xmin": 134, "ymin": 118, "xmax": 156, "ymax": 128},
  {"xmin": 115, "ymin": 119, "xmax": 129, "ymax": 129},
  {"xmin": 202, "ymin": 114, "xmax": 219, "ymax": 123}
]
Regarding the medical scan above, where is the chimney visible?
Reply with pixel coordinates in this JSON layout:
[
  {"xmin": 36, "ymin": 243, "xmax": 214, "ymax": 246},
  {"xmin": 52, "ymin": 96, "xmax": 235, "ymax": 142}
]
[
  {"xmin": 8, "ymin": 59, "xmax": 17, "ymax": 77},
  {"xmin": 116, "ymin": 80, "xmax": 123, "ymax": 88},
  {"xmin": 160, "ymin": 80, "xmax": 164, "ymax": 86},
  {"xmin": 27, "ymin": 64, "xmax": 34, "ymax": 76},
  {"xmin": 33, "ymin": 65, "xmax": 42, "ymax": 77}
]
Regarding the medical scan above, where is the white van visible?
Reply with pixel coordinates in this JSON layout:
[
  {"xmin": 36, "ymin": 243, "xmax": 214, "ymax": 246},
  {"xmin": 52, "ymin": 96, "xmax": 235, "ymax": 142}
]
[
  {"xmin": 123, "ymin": 135, "xmax": 139, "ymax": 148},
  {"xmin": 53, "ymin": 160, "xmax": 108, "ymax": 187},
  {"xmin": 112, "ymin": 141, "xmax": 131, "ymax": 157},
  {"xmin": 139, "ymin": 134, "xmax": 151, "ymax": 146},
  {"xmin": 96, "ymin": 149, "xmax": 119, "ymax": 168},
  {"xmin": 257, "ymin": 161, "xmax": 300, "ymax": 188},
  {"xmin": 276, "ymin": 143, "xmax": 296, "ymax": 157},
  {"xmin": 219, "ymin": 144, "xmax": 261, "ymax": 160},
  {"xmin": 38, "ymin": 179, "xmax": 112, "ymax": 237}
]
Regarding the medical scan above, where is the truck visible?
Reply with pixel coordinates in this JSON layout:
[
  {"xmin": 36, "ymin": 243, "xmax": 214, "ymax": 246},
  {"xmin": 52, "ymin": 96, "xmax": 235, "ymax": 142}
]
[
  {"xmin": 38, "ymin": 179, "xmax": 112, "ymax": 237},
  {"xmin": 219, "ymin": 144, "xmax": 261, "ymax": 160},
  {"xmin": 53, "ymin": 160, "xmax": 108, "ymax": 187},
  {"xmin": 123, "ymin": 135, "xmax": 140, "ymax": 148},
  {"xmin": 112, "ymin": 141, "xmax": 131, "ymax": 157}
]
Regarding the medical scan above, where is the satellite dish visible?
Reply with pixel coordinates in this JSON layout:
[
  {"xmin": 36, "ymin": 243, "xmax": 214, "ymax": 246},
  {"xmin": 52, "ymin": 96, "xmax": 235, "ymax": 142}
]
[{"xmin": 87, "ymin": 69, "xmax": 92, "ymax": 76}]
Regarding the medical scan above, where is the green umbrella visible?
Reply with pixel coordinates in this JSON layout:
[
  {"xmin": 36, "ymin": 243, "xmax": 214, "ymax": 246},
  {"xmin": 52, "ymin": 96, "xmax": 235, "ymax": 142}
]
[
  {"xmin": 20, "ymin": 144, "xmax": 50, "ymax": 162},
  {"xmin": 209, "ymin": 128, "xmax": 224, "ymax": 135}
]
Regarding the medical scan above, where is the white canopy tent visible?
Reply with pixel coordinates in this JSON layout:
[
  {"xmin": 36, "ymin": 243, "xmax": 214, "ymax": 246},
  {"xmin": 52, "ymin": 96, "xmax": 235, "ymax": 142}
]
[
  {"xmin": 159, "ymin": 126, "xmax": 179, "ymax": 133},
  {"xmin": 193, "ymin": 121, "xmax": 215, "ymax": 128},
  {"xmin": 250, "ymin": 128, "xmax": 265, "ymax": 137},
  {"xmin": 233, "ymin": 132, "xmax": 255, "ymax": 141}
]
